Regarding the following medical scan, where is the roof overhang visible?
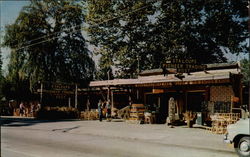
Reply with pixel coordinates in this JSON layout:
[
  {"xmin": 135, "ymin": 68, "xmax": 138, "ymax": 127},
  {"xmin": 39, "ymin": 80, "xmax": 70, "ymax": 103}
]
[{"xmin": 90, "ymin": 68, "xmax": 240, "ymax": 87}]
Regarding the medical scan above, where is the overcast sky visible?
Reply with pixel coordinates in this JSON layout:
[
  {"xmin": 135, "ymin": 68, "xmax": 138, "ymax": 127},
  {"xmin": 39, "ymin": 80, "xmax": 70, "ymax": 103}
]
[{"xmin": 0, "ymin": 1, "xmax": 248, "ymax": 75}]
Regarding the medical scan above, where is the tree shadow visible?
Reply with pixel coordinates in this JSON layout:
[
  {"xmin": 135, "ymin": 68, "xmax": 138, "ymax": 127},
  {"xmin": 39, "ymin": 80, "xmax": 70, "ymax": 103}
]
[{"xmin": 0, "ymin": 117, "xmax": 81, "ymax": 127}]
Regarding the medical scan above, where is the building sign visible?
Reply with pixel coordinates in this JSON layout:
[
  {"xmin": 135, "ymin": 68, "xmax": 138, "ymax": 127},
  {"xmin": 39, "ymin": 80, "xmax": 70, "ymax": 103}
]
[
  {"xmin": 51, "ymin": 83, "xmax": 72, "ymax": 90},
  {"xmin": 36, "ymin": 82, "xmax": 76, "ymax": 99},
  {"xmin": 152, "ymin": 89, "xmax": 164, "ymax": 94},
  {"xmin": 163, "ymin": 59, "xmax": 207, "ymax": 73}
]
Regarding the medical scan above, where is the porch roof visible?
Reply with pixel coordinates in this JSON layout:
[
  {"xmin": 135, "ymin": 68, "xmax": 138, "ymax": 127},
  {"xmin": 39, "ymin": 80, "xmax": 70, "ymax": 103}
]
[{"xmin": 89, "ymin": 68, "xmax": 240, "ymax": 87}]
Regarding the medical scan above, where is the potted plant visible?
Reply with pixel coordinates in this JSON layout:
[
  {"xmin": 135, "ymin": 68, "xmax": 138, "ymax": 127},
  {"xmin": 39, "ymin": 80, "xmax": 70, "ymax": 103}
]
[{"xmin": 183, "ymin": 111, "xmax": 197, "ymax": 128}]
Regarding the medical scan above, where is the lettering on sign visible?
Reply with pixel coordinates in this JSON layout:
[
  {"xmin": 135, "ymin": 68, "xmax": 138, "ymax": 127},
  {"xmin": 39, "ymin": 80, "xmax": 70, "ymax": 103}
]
[
  {"xmin": 51, "ymin": 84, "xmax": 72, "ymax": 90},
  {"xmin": 163, "ymin": 59, "xmax": 207, "ymax": 74}
]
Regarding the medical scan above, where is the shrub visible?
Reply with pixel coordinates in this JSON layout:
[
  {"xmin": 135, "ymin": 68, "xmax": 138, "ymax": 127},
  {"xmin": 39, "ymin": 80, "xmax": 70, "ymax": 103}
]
[{"xmin": 36, "ymin": 106, "xmax": 79, "ymax": 120}]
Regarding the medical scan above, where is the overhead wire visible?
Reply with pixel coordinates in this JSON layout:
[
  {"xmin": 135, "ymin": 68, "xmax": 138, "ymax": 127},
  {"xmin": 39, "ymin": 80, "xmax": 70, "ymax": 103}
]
[{"xmin": 13, "ymin": 0, "xmax": 159, "ymax": 51}]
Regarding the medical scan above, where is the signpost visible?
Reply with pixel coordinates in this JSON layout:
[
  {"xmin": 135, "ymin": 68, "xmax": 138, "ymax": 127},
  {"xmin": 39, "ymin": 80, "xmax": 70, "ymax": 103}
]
[{"xmin": 37, "ymin": 82, "xmax": 78, "ymax": 107}]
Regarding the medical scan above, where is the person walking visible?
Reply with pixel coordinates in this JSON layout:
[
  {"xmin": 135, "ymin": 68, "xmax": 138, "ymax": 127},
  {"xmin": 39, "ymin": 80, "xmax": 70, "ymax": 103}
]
[{"xmin": 98, "ymin": 100, "xmax": 103, "ymax": 122}]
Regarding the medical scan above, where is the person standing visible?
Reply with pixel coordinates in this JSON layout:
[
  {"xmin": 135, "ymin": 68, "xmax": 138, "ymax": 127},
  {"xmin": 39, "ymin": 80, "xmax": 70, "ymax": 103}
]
[
  {"xmin": 106, "ymin": 100, "xmax": 111, "ymax": 121},
  {"xmin": 8, "ymin": 101, "xmax": 14, "ymax": 116},
  {"xmin": 30, "ymin": 102, "xmax": 35, "ymax": 117},
  {"xmin": 19, "ymin": 102, "xmax": 25, "ymax": 117},
  {"xmin": 98, "ymin": 100, "xmax": 103, "ymax": 122}
]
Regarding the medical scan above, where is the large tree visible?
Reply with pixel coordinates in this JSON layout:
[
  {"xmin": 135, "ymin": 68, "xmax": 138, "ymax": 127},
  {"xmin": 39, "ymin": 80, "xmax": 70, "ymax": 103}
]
[
  {"xmin": 3, "ymin": 0, "xmax": 95, "ymax": 90},
  {"xmin": 87, "ymin": 0, "xmax": 248, "ymax": 78},
  {"xmin": 0, "ymin": 50, "xmax": 4, "ymax": 99}
]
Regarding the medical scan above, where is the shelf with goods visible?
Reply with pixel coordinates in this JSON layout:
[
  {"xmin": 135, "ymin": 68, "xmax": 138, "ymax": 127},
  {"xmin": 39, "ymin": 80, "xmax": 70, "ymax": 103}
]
[
  {"xmin": 128, "ymin": 104, "xmax": 145, "ymax": 123},
  {"xmin": 207, "ymin": 113, "xmax": 240, "ymax": 134}
]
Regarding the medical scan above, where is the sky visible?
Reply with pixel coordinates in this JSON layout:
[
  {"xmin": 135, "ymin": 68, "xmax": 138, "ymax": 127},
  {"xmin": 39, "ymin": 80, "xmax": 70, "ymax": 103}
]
[
  {"xmin": 0, "ymin": 0, "xmax": 30, "ymax": 74},
  {"xmin": 0, "ymin": 1, "xmax": 249, "ymax": 75}
]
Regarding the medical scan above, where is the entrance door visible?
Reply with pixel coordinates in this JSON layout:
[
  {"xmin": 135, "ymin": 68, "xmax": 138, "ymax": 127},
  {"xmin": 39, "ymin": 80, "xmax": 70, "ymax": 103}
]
[
  {"xmin": 146, "ymin": 93, "xmax": 167, "ymax": 123},
  {"xmin": 187, "ymin": 92, "xmax": 205, "ymax": 112}
]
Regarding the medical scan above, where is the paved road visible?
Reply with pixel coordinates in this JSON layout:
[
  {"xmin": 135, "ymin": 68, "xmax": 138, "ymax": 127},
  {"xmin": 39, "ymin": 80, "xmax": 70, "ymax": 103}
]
[{"xmin": 1, "ymin": 119, "xmax": 237, "ymax": 157}]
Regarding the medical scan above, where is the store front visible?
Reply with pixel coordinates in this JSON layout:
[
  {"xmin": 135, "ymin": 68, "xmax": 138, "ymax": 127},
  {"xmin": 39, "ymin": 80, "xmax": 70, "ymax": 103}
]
[{"xmin": 87, "ymin": 63, "xmax": 242, "ymax": 124}]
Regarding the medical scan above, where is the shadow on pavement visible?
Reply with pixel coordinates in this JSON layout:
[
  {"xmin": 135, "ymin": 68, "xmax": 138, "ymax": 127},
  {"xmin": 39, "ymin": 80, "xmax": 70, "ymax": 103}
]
[{"xmin": 0, "ymin": 117, "xmax": 81, "ymax": 127}]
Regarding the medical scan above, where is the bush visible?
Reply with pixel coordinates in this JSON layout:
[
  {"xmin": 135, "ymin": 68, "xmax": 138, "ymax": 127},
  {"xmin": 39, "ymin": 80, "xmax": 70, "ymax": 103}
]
[{"xmin": 36, "ymin": 106, "xmax": 79, "ymax": 120}]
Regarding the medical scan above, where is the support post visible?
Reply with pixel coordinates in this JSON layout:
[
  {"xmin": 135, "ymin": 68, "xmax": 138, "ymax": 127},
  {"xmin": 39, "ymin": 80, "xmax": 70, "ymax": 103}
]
[
  {"xmin": 111, "ymin": 90, "xmax": 114, "ymax": 115},
  {"xmin": 107, "ymin": 70, "xmax": 110, "ymax": 101},
  {"xmin": 68, "ymin": 97, "xmax": 71, "ymax": 108},
  {"xmin": 107, "ymin": 86, "xmax": 110, "ymax": 101},
  {"xmin": 40, "ymin": 82, "xmax": 43, "ymax": 106},
  {"xmin": 75, "ymin": 84, "xmax": 78, "ymax": 109},
  {"xmin": 137, "ymin": 89, "xmax": 139, "ymax": 100},
  {"xmin": 128, "ymin": 88, "xmax": 132, "ymax": 103},
  {"xmin": 248, "ymin": 1, "xmax": 250, "ymax": 112}
]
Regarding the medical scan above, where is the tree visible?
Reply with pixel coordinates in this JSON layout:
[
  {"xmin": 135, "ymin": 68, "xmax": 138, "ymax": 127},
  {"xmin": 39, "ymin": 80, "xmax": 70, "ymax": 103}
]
[
  {"xmin": 241, "ymin": 59, "xmax": 250, "ymax": 85},
  {"xmin": 0, "ymin": 50, "xmax": 2, "ymax": 77},
  {"xmin": 87, "ymin": 0, "xmax": 156, "ymax": 78},
  {"xmin": 3, "ymin": 0, "xmax": 95, "ymax": 90},
  {"xmin": 0, "ymin": 50, "xmax": 4, "ymax": 99},
  {"xmin": 95, "ymin": 49, "xmax": 114, "ymax": 80},
  {"xmin": 87, "ymin": 0, "xmax": 248, "ymax": 78}
]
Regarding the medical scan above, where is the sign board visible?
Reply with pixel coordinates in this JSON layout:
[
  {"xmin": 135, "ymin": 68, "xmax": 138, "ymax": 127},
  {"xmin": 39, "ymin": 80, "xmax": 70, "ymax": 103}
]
[
  {"xmin": 152, "ymin": 89, "xmax": 164, "ymax": 94},
  {"xmin": 36, "ymin": 82, "xmax": 76, "ymax": 99},
  {"xmin": 231, "ymin": 96, "xmax": 239, "ymax": 103},
  {"xmin": 163, "ymin": 59, "xmax": 207, "ymax": 73}
]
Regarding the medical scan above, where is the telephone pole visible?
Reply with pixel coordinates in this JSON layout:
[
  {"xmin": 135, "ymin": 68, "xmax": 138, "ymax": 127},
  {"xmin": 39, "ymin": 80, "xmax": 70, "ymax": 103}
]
[{"xmin": 248, "ymin": 1, "xmax": 250, "ymax": 111}]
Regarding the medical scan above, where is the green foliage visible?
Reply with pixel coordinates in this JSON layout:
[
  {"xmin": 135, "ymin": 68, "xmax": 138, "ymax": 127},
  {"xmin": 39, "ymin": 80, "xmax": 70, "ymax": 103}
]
[
  {"xmin": 3, "ymin": 0, "xmax": 95, "ymax": 92},
  {"xmin": 87, "ymin": 0, "xmax": 248, "ymax": 78},
  {"xmin": 0, "ymin": 50, "xmax": 4, "ymax": 100},
  {"xmin": 95, "ymin": 49, "xmax": 114, "ymax": 80},
  {"xmin": 241, "ymin": 59, "xmax": 250, "ymax": 85},
  {"xmin": 0, "ymin": 50, "xmax": 2, "ymax": 77}
]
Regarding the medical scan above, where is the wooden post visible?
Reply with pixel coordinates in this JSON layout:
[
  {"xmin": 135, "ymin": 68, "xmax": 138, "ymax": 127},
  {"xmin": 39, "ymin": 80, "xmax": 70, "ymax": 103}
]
[
  {"xmin": 40, "ymin": 82, "xmax": 43, "ymax": 105},
  {"xmin": 248, "ymin": 1, "xmax": 250, "ymax": 112},
  {"xmin": 68, "ymin": 97, "xmax": 71, "ymax": 108},
  {"xmin": 137, "ymin": 89, "xmax": 139, "ymax": 100},
  {"xmin": 128, "ymin": 88, "xmax": 132, "ymax": 103},
  {"xmin": 75, "ymin": 84, "xmax": 78, "ymax": 109},
  {"xmin": 231, "ymin": 96, "xmax": 233, "ymax": 113},
  {"xmin": 107, "ymin": 86, "xmax": 110, "ymax": 101},
  {"xmin": 107, "ymin": 70, "xmax": 110, "ymax": 101},
  {"xmin": 111, "ymin": 90, "xmax": 114, "ymax": 115}
]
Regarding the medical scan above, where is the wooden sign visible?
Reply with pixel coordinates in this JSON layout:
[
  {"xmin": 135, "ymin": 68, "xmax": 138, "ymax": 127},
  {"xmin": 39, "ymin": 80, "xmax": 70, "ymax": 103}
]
[
  {"xmin": 152, "ymin": 89, "xmax": 164, "ymax": 94},
  {"xmin": 231, "ymin": 96, "xmax": 239, "ymax": 103},
  {"xmin": 162, "ymin": 58, "xmax": 207, "ymax": 73}
]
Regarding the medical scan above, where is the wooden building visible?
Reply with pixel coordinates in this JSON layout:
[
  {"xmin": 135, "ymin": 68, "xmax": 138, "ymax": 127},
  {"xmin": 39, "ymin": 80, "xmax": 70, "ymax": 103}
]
[{"xmin": 88, "ymin": 62, "xmax": 242, "ymax": 123}]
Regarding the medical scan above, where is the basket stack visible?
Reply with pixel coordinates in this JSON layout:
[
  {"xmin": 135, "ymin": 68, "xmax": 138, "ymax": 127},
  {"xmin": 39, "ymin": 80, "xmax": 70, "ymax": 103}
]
[
  {"xmin": 128, "ymin": 104, "xmax": 145, "ymax": 123},
  {"xmin": 206, "ymin": 113, "xmax": 240, "ymax": 134}
]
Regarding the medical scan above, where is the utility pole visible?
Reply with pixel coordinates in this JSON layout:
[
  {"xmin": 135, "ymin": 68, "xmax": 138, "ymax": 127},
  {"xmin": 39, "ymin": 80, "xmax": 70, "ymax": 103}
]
[
  {"xmin": 248, "ymin": 1, "xmax": 250, "ymax": 111},
  {"xmin": 137, "ymin": 53, "xmax": 140, "ymax": 76},
  {"xmin": 40, "ymin": 82, "xmax": 43, "ymax": 106},
  {"xmin": 75, "ymin": 84, "xmax": 78, "ymax": 109},
  {"xmin": 107, "ymin": 70, "xmax": 110, "ymax": 101}
]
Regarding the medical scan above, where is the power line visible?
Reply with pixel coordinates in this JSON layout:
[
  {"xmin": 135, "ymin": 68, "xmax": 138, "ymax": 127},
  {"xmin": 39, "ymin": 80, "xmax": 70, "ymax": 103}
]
[{"xmin": 13, "ymin": 0, "xmax": 158, "ymax": 51}]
